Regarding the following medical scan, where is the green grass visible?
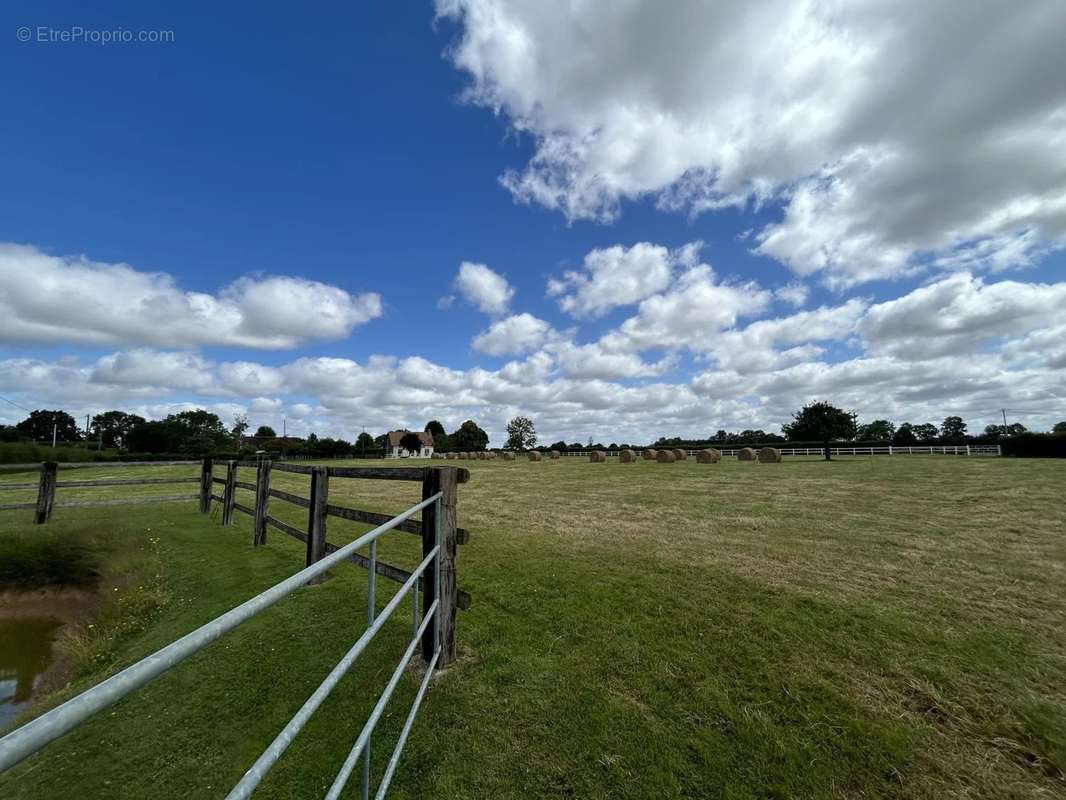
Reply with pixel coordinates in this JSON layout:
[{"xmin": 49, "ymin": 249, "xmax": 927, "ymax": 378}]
[{"xmin": 0, "ymin": 456, "xmax": 1064, "ymax": 798}]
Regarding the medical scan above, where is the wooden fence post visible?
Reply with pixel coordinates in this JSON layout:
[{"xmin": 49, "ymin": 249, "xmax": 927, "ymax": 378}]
[
  {"xmin": 421, "ymin": 466, "xmax": 458, "ymax": 667},
  {"xmin": 34, "ymin": 461, "xmax": 57, "ymax": 524},
  {"xmin": 305, "ymin": 466, "xmax": 329, "ymax": 583},
  {"xmin": 199, "ymin": 457, "xmax": 213, "ymax": 514},
  {"xmin": 221, "ymin": 460, "xmax": 237, "ymax": 525},
  {"xmin": 253, "ymin": 460, "xmax": 272, "ymax": 546}
]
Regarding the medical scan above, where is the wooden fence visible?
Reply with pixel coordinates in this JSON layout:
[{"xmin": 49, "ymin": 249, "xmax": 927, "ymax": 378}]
[
  {"xmin": 206, "ymin": 458, "xmax": 471, "ymax": 665},
  {"xmin": 0, "ymin": 460, "xmax": 202, "ymax": 523},
  {"xmin": 0, "ymin": 458, "xmax": 471, "ymax": 667}
]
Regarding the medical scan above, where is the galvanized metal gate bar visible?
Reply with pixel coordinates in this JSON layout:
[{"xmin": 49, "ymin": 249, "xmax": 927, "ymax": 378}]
[{"xmin": 0, "ymin": 491, "xmax": 445, "ymax": 795}]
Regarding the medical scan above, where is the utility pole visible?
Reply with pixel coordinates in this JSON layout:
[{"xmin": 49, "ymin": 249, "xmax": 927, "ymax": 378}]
[
  {"xmin": 1002, "ymin": 408, "xmax": 1008, "ymax": 436},
  {"xmin": 52, "ymin": 423, "xmax": 57, "ymax": 449},
  {"xmin": 283, "ymin": 418, "xmax": 286, "ymax": 438}
]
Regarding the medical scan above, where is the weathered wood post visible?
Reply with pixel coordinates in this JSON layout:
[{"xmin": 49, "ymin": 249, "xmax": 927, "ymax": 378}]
[
  {"xmin": 199, "ymin": 457, "xmax": 213, "ymax": 514},
  {"xmin": 421, "ymin": 466, "xmax": 458, "ymax": 667},
  {"xmin": 253, "ymin": 460, "xmax": 272, "ymax": 546},
  {"xmin": 34, "ymin": 461, "xmax": 57, "ymax": 524},
  {"xmin": 305, "ymin": 466, "xmax": 329, "ymax": 583},
  {"xmin": 221, "ymin": 460, "xmax": 237, "ymax": 525}
]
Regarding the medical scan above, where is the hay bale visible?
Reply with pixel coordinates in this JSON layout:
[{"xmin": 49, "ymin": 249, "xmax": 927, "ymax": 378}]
[
  {"xmin": 528, "ymin": 451, "xmax": 542, "ymax": 461},
  {"xmin": 643, "ymin": 449, "xmax": 657, "ymax": 460},
  {"xmin": 737, "ymin": 447, "xmax": 756, "ymax": 461},
  {"xmin": 549, "ymin": 450, "xmax": 561, "ymax": 459},
  {"xmin": 695, "ymin": 449, "xmax": 721, "ymax": 464},
  {"xmin": 431, "ymin": 453, "xmax": 442, "ymax": 460},
  {"xmin": 618, "ymin": 449, "xmax": 636, "ymax": 463},
  {"xmin": 486, "ymin": 451, "xmax": 497, "ymax": 460},
  {"xmin": 500, "ymin": 451, "xmax": 515, "ymax": 461},
  {"xmin": 757, "ymin": 446, "xmax": 782, "ymax": 463},
  {"xmin": 672, "ymin": 449, "xmax": 687, "ymax": 460},
  {"xmin": 656, "ymin": 450, "xmax": 676, "ymax": 463},
  {"xmin": 588, "ymin": 450, "xmax": 606, "ymax": 463}
]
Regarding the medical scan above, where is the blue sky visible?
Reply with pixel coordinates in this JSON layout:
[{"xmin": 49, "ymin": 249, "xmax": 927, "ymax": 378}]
[{"xmin": 1, "ymin": 1, "xmax": 1064, "ymax": 443}]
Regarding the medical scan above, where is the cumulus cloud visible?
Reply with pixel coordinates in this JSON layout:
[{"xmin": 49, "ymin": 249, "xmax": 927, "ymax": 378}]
[
  {"xmin": 0, "ymin": 243, "xmax": 382, "ymax": 349},
  {"xmin": 437, "ymin": 0, "xmax": 1066, "ymax": 285},
  {"xmin": 454, "ymin": 261, "xmax": 514, "ymax": 314},
  {"xmin": 774, "ymin": 282, "xmax": 810, "ymax": 309},
  {"xmin": 472, "ymin": 313, "xmax": 552, "ymax": 356},
  {"xmin": 860, "ymin": 272, "xmax": 1066, "ymax": 358},
  {"xmin": 547, "ymin": 241, "xmax": 700, "ymax": 317},
  {"xmin": 600, "ymin": 265, "xmax": 771, "ymax": 353}
]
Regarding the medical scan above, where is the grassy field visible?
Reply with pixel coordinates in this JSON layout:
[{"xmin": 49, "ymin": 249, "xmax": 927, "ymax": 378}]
[{"xmin": 0, "ymin": 455, "xmax": 1064, "ymax": 799}]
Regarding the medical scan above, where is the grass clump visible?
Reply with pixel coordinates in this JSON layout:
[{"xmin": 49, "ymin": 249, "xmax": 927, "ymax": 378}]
[{"xmin": 0, "ymin": 529, "xmax": 100, "ymax": 589}]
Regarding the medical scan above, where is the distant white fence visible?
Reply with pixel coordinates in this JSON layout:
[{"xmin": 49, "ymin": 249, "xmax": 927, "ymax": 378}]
[{"xmin": 559, "ymin": 445, "xmax": 1001, "ymax": 457}]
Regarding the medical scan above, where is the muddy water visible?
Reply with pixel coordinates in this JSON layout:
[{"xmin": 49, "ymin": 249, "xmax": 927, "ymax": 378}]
[{"xmin": 0, "ymin": 617, "xmax": 63, "ymax": 729}]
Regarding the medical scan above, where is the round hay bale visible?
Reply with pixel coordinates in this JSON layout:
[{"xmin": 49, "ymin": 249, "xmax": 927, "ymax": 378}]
[
  {"xmin": 618, "ymin": 449, "xmax": 636, "ymax": 463},
  {"xmin": 737, "ymin": 447, "xmax": 756, "ymax": 461},
  {"xmin": 455, "ymin": 452, "xmax": 465, "ymax": 460},
  {"xmin": 446, "ymin": 452, "xmax": 457, "ymax": 460},
  {"xmin": 528, "ymin": 451, "xmax": 542, "ymax": 461},
  {"xmin": 757, "ymin": 446, "xmax": 782, "ymax": 464},
  {"xmin": 695, "ymin": 449, "xmax": 721, "ymax": 464},
  {"xmin": 549, "ymin": 450, "xmax": 561, "ymax": 459},
  {"xmin": 673, "ymin": 449, "xmax": 688, "ymax": 461},
  {"xmin": 656, "ymin": 449, "xmax": 676, "ymax": 463},
  {"xmin": 588, "ymin": 450, "xmax": 606, "ymax": 463},
  {"xmin": 486, "ymin": 451, "xmax": 497, "ymax": 460},
  {"xmin": 642, "ymin": 449, "xmax": 657, "ymax": 460},
  {"xmin": 500, "ymin": 451, "xmax": 515, "ymax": 461},
  {"xmin": 431, "ymin": 453, "xmax": 442, "ymax": 460}
]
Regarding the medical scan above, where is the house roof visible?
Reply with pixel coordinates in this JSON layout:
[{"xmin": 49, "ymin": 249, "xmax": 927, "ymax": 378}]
[{"xmin": 387, "ymin": 430, "xmax": 433, "ymax": 448}]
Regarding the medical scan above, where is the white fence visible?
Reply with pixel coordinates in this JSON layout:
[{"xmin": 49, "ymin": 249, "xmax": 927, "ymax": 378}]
[{"xmin": 558, "ymin": 445, "xmax": 1001, "ymax": 457}]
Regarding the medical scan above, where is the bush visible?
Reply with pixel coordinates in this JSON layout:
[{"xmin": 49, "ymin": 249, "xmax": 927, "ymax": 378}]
[
  {"xmin": 1000, "ymin": 433, "xmax": 1066, "ymax": 459},
  {"xmin": 0, "ymin": 529, "xmax": 100, "ymax": 589}
]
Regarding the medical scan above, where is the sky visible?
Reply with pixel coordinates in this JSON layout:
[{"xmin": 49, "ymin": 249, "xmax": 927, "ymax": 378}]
[{"xmin": 1, "ymin": 0, "xmax": 1064, "ymax": 446}]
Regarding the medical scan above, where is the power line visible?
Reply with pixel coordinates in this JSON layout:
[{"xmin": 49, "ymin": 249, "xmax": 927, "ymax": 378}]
[{"xmin": 0, "ymin": 394, "xmax": 33, "ymax": 413}]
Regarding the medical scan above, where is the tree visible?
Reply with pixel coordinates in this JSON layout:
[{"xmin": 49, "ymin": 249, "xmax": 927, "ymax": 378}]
[
  {"xmin": 231, "ymin": 414, "xmax": 249, "ymax": 442},
  {"xmin": 911, "ymin": 423, "xmax": 938, "ymax": 441},
  {"xmin": 16, "ymin": 410, "xmax": 82, "ymax": 443},
  {"xmin": 504, "ymin": 416, "xmax": 537, "ymax": 450},
  {"xmin": 1054, "ymin": 421, "xmax": 1066, "ymax": 435},
  {"xmin": 782, "ymin": 401, "xmax": 857, "ymax": 461},
  {"xmin": 856, "ymin": 419, "xmax": 895, "ymax": 441},
  {"xmin": 306, "ymin": 432, "xmax": 320, "ymax": 451},
  {"xmin": 0, "ymin": 425, "xmax": 21, "ymax": 442},
  {"xmin": 939, "ymin": 416, "xmax": 967, "ymax": 442},
  {"xmin": 451, "ymin": 420, "xmax": 489, "ymax": 452},
  {"xmin": 90, "ymin": 410, "xmax": 146, "ymax": 449},
  {"xmin": 549, "ymin": 440, "xmax": 568, "ymax": 452},
  {"xmin": 425, "ymin": 420, "xmax": 446, "ymax": 438},
  {"xmin": 893, "ymin": 423, "xmax": 916, "ymax": 445},
  {"xmin": 255, "ymin": 425, "xmax": 277, "ymax": 438},
  {"xmin": 400, "ymin": 431, "xmax": 424, "ymax": 455},
  {"xmin": 356, "ymin": 432, "xmax": 376, "ymax": 453}
]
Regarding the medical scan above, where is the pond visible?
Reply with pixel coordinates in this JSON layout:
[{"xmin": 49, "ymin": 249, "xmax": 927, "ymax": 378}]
[{"xmin": 0, "ymin": 617, "xmax": 63, "ymax": 730}]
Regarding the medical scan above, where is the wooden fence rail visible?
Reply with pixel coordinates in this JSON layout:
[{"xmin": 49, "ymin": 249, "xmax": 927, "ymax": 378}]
[
  {"xmin": 1, "ymin": 457, "xmax": 471, "ymax": 667},
  {"xmin": 212, "ymin": 458, "xmax": 472, "ymax": 666}
]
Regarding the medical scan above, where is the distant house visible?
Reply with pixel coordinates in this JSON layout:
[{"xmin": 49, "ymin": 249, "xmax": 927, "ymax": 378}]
[{"xmin": 386, "ymin": 430, "xmax": 433, "ymax": 459}]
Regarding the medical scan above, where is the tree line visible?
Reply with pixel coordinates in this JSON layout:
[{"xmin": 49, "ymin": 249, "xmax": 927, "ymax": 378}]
[{"xmin": 3, "ymin": 404, "xmax": 1063, "ymax": 459}]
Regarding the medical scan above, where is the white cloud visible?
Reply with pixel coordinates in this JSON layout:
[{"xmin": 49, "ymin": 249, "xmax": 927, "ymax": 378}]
[
  {"xmin": 774, "ymin": 282, "xmax": 810, "ymax": 309},
  {"xmin": 860, "ymin": 272, "xmax": 1066, "ymax": 358},
  {"xmin": 547, "ymin": 242, "xmax": 697, "ymax": 317},
  {"xmin": 600, "ymin": 265, "xmax": 771, "ymax": 353},
  {"xmin": 437, "ymin": 1, "xmax": 1066, "ymax": 285},
  {"xmin": 472, "ymin": 313, "xmax": 552, "ymax": 356},
  {"xmin": 0, "ymin": 243, "xmax": 382, "ymax": 349},
  {"xmin": 454, "ymin": 261, "xmax": 514, "ymax": 315}
]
